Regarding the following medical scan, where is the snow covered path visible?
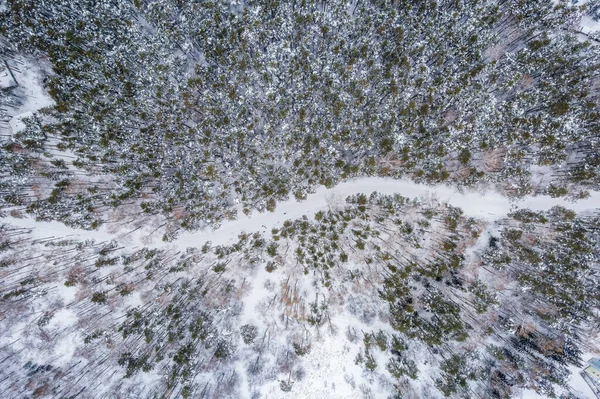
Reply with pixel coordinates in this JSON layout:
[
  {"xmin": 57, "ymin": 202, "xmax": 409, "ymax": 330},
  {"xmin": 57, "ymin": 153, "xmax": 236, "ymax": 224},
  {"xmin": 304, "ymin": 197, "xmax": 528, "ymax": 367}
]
[
  {"xmin": 4, "ymin": 177, "xmax": 600, "ymax": 250},
  {"xmin": 5, "ymin": 49, "xmax": 597, "ymax": 250}
]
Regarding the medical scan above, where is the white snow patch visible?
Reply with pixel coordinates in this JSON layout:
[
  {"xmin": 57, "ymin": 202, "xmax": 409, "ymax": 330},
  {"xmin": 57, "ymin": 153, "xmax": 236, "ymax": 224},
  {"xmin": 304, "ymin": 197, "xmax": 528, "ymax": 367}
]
[
  {"xmin": 55, "ymin": 283, "xmax": 78, "ymax": 304},
  {"xmin": 566, "ymin": 360, "xmax": 598, "ymax": 399},
  {"xmin": 240, "ymin": 268, "xmax": 274, "ymax": 326},
  {"xmin": 0, "ymin": 67, "xmax": 14, "ymax": 88},
  {"xmin": 8, "ymin": 111, "xmax": 33, "ymax": 135},
  {"xmin": 259, "ymin": 318, "xmax": 378, "ymax": 399},
  {"xmin": 123, "ymin": 291, "xmax": 144, "ymax": 308},
  {"xmin": 12, "ymin": 61, "xmax": 54, "ymax": 115},
  {"xmin": 5, "ymin": 58, "xmax": 54, "ymax": 135},
  {"xmin": 52, "ymin": 335, "xmax": 79, "ymax": 366},
  {"xmin": 48, "ymin": 308, "xmax": 78, "ymax": 329},
  {"xmin": 520, "ymin": 389, "xmax": 546, "ymax": 399},
  {"xmin": 581, "ymin": 15, "xmax": 600, "ymax": 33}
]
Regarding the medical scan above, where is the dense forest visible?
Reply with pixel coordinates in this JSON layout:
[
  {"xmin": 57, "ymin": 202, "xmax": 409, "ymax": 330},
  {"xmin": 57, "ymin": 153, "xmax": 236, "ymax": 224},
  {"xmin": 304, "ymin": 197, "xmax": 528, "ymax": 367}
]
[
  {"xmin": 1, "ymin": 0, "xmax": 600, "ymax": 231},
  {"xmin": 1, "ymin": 0, "xmax": 599, "ymax": 398}
]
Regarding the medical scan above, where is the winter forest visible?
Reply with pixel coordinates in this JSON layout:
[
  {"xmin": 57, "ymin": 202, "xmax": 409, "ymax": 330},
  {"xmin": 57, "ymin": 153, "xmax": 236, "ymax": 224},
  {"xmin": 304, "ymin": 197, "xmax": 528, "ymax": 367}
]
[{"xmin": 1, "ymin": 0, "xmax": 600, "ymax": 398}]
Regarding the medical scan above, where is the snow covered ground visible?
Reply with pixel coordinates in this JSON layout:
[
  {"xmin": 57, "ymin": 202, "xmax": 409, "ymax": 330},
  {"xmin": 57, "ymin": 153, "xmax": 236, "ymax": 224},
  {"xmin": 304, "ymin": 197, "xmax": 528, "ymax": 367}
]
[
  {"xmin": 5, "ymin": 177, "xmax": 599, "ymax": 252},
  {"xmin": 576, "ymin": 0, "xmax": 600, "ymax": 34},
  {"xmin": 581, "ymin": 15, "xmax": 600, "ymax": 33},
  {"xmin": 4, "ymin": 58, "xmax": 54, "ymax": 136},
  {"xmin": 521, "ymin": 363, "xmax": 597, "ymax": 399},
  {"xmin": 4, "ymin": 179, "xmax": 599, "ymax": 398},
  {"xmin": 7, "ymin": 110, "xmax": 33, "ymax": 135},
  {"xmin": 0, "ymin": 66, "xmax": 15, "ymax": 88}
]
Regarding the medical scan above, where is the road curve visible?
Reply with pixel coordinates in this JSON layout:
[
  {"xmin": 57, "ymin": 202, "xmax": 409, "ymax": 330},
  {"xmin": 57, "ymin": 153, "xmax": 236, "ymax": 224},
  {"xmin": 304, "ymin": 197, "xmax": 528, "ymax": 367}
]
[{"xmin": 3, "ymin": 177, "xmax": 599, "ymax": 250}]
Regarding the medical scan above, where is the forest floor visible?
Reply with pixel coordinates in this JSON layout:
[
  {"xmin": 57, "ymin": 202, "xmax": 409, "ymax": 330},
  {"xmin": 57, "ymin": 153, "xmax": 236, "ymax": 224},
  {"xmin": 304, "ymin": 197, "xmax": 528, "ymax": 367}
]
[{"xmin": 4, "ymin": 177, "xmax": 599, "ymax": 398}]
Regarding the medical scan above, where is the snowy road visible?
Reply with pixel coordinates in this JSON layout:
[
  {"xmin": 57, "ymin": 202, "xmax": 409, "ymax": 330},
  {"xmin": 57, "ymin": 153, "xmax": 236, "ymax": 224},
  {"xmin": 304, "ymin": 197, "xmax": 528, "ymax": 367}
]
[
  {"xmin": 5, "ymin": 56, "xmax": 599, "ymax": 250},
  {"xmin": 4, "ymin": 177, "xmax": 599, "ymax": 250}
]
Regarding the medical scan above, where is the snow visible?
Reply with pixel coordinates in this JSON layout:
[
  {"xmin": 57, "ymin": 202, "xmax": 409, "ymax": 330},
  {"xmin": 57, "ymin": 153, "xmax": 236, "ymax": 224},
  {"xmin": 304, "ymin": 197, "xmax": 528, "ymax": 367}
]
[
  {"xmin": 260, "ymin": 322, "xmax": 370, "ymax": 399},
  {"xmin": 12, "ymin": 61, "xmax": 54, "ymax": 115},
  {"xmin": 55, "ymin": 282, "xmax": 78, "ymax": 304},
  {"xmin": 177, "ymin": 177, "xmax": 600, "ymax": 249},
  {"xmin": 520, "ymin": 389, "xmax": 546, "ymax": 398},
  {"xmin": 566, "ymin": 359, "xmax": 599, "ymax": 399},
  {"xmin": 7, "ymin": 110, "xmax": 33, "ymax": 135},
  {"xmin": 4, "ymin": 177, "xmax": 600, "ymax": 252},
  {"xmin": 520, "ymin": 364, "xmax": 597, "ymax": 399},
  {"xmin": 1, "ymin": 217, "xmax": 117, "ymax": 243},
  {"xmin": 239, "ymin": 264, "xmax": 274, "ymax": 326},
  {"xmin": 580, "ymin": 15, "xmax": 600, "ymax": 33},
  {"xmin": 52, "ymin": 335, "xmax": 79, "ymax": 366},
  {"xmin": 123, "ymin": 291, "xmax": 144, "ymax": 308},
  {"xmin": 574, "ymin": 0, "xmax": 600, "ymax": 33},
  {"xmin": 48, "ymin": 308, "xmax": 78, "ymax": 329},
  {"xmin": 2, "ymin": 177, "xmax": 599, "ymax": 397},
  {"xmin": 6, "ymin": 58, "xmax": 54, "ymax": 135},
  {"xmin": 0, "ymin": 67, "xmax": 14, "ymax": 88}
]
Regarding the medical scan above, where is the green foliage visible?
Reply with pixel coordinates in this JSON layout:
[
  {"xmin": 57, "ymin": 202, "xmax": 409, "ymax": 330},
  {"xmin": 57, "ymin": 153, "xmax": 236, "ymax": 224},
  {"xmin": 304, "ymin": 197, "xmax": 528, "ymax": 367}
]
[
  {"xmin": 240, "ymin": 324, "xmax": 258, "ymax": 345},
  {"xmin": 469, "ymin": 280, "xmax": 497, "ymax": 313},
  {"xmin": 2, "ymin": 288, "xmax": 27, "ymax": 300},
  {"xmin": 387, "ymin": 356, "xmax": 418, "ymax": 380},
  {"xmin": 435, "ymin": 354, "xmax": 476, "ymax": 396},
  {"xmin": 504, "ymin": 229, "xmax": 523, "ymax": 242},
  {"xmin": 91, "ymin": 291, "xmax": 107, "ymax": 304},
  {"xmin": 118, "ymin": 352, "xmax": 152, "ymax": 377},
  {"xmin": 549, "ymin": 102, "xmax": 570, "ymax": 116},
  {"xmin": 293, "ymin": 342, "xmax": 310, "ymax": 356},
  {"xmin": 266, "ymin": 242, "xmax": 278, "ymax": 257},
  {"xmin": 212, "ymin": 262, "xmax": 226, "ymax": 273},
  {"xmin": 280, "ymin": 380, "xmax": 293, "ymax": 392},
  {"xmin": 458, "ymin": 148, "xmax": 471, "ymax": 165}
]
